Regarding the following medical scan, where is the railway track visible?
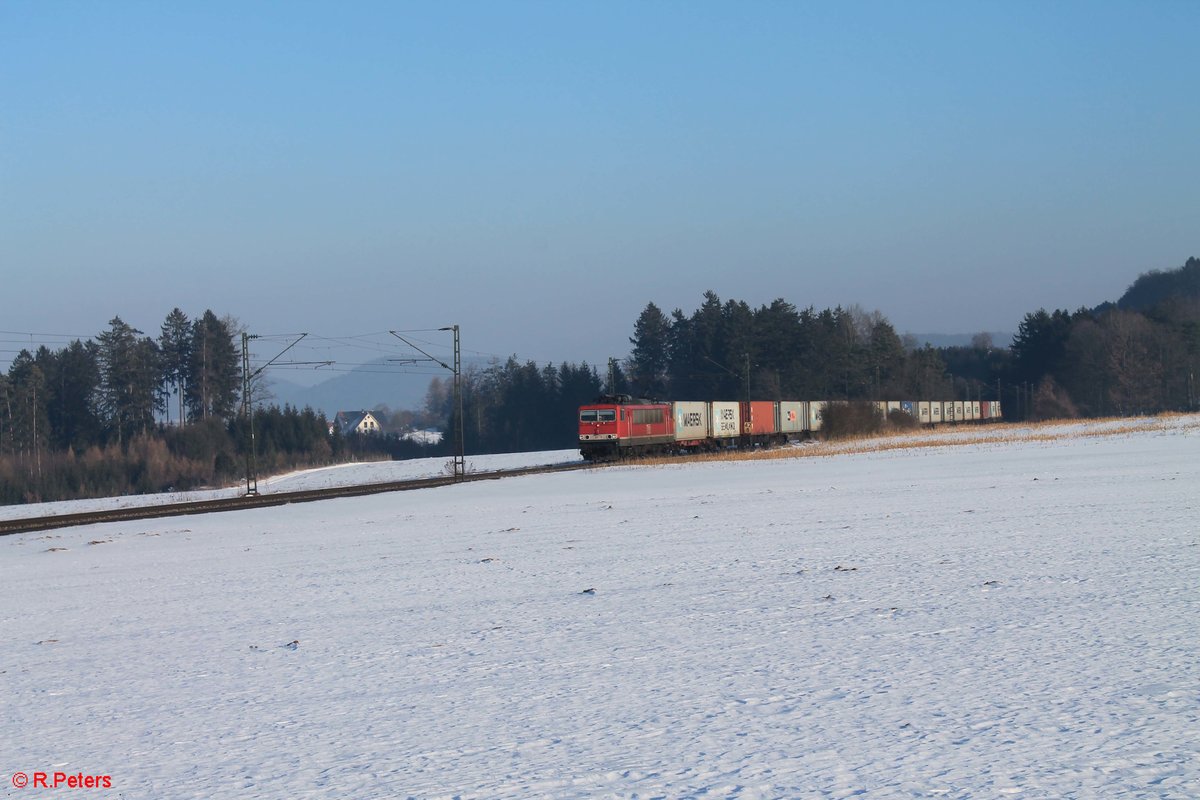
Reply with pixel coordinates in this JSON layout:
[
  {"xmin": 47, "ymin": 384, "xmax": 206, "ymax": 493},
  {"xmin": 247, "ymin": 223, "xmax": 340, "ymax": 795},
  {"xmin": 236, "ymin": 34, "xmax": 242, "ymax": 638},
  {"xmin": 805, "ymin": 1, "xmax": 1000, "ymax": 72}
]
[{"xmin": 0, "ymin": 460, "xmax": 595, "ymax": 536}]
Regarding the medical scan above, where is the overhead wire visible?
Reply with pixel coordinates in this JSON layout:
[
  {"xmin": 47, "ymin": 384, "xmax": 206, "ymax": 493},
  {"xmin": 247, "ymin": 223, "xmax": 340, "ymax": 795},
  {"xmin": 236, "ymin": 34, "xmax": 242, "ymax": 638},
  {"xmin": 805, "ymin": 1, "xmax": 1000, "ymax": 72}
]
[{"xmin": 4, "ymin": 325, "xmax": 601, "ymax": 381}]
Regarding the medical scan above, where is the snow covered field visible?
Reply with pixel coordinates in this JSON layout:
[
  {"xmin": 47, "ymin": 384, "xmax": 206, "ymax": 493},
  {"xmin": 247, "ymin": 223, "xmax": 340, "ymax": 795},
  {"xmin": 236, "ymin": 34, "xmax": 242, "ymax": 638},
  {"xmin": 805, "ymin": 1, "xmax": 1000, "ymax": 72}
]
[{"xmin": 3, "ymin": 417, "xmax": 1198, "ymax": 798}]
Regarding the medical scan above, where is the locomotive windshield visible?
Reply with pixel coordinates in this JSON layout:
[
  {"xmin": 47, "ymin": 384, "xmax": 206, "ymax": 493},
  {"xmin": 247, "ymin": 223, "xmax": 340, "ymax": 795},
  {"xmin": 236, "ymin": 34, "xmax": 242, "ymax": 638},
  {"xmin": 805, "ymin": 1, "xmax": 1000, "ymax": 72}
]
[
  {"xmin": 580, "ymin": 409, "xmax": 617, "ymax": 422},
  {"xmin": 580, "ymin": 410, "xmax": 597, "ymax": 422},
  {"xmin": 598, "ymin": 410, "xmax": 616, "ymax": 422}
]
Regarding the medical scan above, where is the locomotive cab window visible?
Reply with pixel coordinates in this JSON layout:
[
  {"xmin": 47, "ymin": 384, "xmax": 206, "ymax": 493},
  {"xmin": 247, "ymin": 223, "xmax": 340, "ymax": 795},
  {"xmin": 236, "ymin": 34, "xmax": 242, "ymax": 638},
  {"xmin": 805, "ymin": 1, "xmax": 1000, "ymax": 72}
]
[
  {"xmin": 599, "ymin": 410, "xmax": 616, "ymax": 422},
  {"xmin": 580, "ymin": 410, "xmax": 598, "ymax": 422}
]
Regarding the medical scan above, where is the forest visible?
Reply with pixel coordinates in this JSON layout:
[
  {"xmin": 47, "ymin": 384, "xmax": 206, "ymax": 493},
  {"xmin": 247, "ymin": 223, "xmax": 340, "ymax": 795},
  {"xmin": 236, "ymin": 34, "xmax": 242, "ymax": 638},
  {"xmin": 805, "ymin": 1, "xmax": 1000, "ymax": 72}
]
[
  {"xmin": 3, "ymin": 257, "xmax": 1197, "ymax": 504},
  {"xmin": 987, "ymin": 256, "xmax": 1200, "ymax": 419},
  {"xmin": 416, "ymin": 258, "xmax": 1200, "ymax": 455}
]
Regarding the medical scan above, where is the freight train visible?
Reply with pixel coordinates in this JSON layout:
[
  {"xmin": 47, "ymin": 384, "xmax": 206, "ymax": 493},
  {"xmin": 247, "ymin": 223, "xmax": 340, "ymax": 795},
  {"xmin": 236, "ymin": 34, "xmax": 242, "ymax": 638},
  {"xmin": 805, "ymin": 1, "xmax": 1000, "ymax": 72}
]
[{"xmin": 578, "ymin": 395, "xmax": 1003, "ymax": 461}]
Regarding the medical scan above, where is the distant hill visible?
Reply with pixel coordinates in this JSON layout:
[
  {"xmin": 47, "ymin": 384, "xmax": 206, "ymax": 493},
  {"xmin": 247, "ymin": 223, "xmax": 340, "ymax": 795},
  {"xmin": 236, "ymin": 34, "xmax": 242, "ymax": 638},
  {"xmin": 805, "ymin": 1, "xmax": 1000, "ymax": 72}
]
[
  {"xmin": 266, "ymin": 359, "xmax": 435, "ymax": 418},
  {"xmin": 904, "ymin": 331, "xmax": 1014, "ymax": 349},
  {"xmin": 1116, "ymin": 256, "xmax": 1200, "ymax": 312},
  {"xmin": 264, "ymin": 355, "xmax": 500, "ymax": 419}
]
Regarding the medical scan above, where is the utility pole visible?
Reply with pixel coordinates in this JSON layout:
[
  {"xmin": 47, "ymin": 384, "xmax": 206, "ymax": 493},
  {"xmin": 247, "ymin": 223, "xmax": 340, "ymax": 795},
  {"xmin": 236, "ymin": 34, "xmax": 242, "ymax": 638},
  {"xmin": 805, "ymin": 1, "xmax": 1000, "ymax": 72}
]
[
  {"xmin": 240, "ymin": 332, "xmax": 313, "ymax": 496},
  {"xmin": 745, "ymin": 352, "xmax": 751, "ymax": 406},
  {"xmin": 241, "ymin": 333, "xmax": 255, "ymax": 495},
  {"xmin": 390, "ymin": 326, "xmax": 465, "ymax": 481},
  {"xmin": 444, "ymin": 325, "xmax": 465, "ymax": 481}
]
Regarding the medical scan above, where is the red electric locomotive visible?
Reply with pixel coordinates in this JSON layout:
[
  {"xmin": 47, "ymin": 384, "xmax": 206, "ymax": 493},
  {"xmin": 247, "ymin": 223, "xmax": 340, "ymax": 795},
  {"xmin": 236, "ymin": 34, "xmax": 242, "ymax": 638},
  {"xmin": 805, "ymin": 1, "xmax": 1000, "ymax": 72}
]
[{"xmin": 578, "ymin": 394, "xmax": 674, "ymax": 461}]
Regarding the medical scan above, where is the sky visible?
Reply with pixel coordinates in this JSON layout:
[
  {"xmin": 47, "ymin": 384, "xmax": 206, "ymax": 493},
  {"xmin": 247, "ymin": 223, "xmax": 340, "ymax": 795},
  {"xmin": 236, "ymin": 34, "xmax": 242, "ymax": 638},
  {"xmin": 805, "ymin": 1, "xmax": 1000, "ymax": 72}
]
[{"xmin": 2, "ymin": 1, "xmax": 1197, "ymax": 373}]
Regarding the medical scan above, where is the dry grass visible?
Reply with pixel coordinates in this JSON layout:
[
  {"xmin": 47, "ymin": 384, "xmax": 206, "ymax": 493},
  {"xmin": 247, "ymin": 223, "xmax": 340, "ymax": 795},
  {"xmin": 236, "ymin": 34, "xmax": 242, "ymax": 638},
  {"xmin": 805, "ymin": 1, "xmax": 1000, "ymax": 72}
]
[{"xmin": 625, "ymin": 413, "xmax": 1196, "ymax": 468}]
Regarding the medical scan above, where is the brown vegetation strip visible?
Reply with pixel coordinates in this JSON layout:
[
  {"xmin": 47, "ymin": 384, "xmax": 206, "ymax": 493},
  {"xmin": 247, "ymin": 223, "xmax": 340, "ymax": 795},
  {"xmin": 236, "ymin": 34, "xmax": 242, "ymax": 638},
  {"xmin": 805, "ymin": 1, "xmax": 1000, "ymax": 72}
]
[{"xmin": 630, "ymin": 415, "xmax": 1188, "ymax": 467}]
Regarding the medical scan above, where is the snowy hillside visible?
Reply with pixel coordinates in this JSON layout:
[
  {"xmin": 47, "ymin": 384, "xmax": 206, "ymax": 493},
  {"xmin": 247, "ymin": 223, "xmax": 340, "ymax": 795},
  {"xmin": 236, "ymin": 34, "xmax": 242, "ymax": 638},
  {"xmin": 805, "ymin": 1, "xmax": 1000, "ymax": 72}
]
[{"xmin": 3, "ymin": 417, "xmax": 1198, "ymax": 798}]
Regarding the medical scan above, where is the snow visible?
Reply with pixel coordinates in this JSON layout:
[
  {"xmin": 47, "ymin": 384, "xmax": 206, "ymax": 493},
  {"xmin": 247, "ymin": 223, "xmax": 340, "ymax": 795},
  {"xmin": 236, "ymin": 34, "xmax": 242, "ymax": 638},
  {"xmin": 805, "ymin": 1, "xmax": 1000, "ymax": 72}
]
[
  {"xmin": 0, "ymin": 450, "xmax": 582, "ymax": 521},
  {"xmin": 3, "ymin": 416, "xmax": 1199, "ymax": 798},
  {"xmin": 401, "ymin": 429, "xmax": 445, "ymax": 446}
]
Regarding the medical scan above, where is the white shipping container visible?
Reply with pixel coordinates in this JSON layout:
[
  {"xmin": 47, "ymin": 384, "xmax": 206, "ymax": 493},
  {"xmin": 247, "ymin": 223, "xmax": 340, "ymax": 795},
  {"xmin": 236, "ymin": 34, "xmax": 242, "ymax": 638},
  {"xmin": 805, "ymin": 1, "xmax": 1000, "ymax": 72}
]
[
  {"xmin": 779, "ymin": 401, "xmax": 807, "ymax": 433},
  {"xmin": 953, "ymin": 401, "xmax": 965, "ymax": 422},
  {"xmin": 710, "ymin": 402, "xmax": 741, "ymax": 438},
  {"xmin": 918, "ymin": 401, "xmax": 931, "ymax": 424},
  {"xmin": 673, "ymin": 401, "xmax": 709, "ymax": 442},
  {"xmin": 808, "ymin": 401, "xmax": 826, "ymax": 432},
  {"xmin": 931, "ymin": 402, "xmax": 943, "ymax": 423}
]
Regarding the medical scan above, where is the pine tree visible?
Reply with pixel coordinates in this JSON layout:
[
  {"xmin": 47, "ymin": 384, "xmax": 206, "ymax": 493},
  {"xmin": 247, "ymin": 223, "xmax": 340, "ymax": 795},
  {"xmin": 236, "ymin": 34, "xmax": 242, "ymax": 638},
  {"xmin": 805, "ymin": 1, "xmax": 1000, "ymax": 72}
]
[
  {"xmin": 752, "ymin": 299, "xmax": 801, "ymax": 397},
  {"xmin": 6, "ymin": 350, "xmax": 49, "ymax": 476},
  {"xmin": 186, "ymin": 311, "xmax": 240, "ymax": 421},
  {"xmin": 96, "ymin": 317, "xmax": 161, "ymax": 445},
  {"xmin": 1011, "ymin": 308, "xmax": 1072, "ymax": 385},
  {"xmin": 628, "ymin": 302, "xmax": 672, "ymax": 398},
  {"xmin": 159, "ymin": 308, "xmax": 191, "ymax": 425},
  {"xmin": 867, "ymin": 318, "xmax": 906, "ymax": 398},
  {"xmin": 39, "ymin": 339, "xmax": 102, "ymax": 451}
]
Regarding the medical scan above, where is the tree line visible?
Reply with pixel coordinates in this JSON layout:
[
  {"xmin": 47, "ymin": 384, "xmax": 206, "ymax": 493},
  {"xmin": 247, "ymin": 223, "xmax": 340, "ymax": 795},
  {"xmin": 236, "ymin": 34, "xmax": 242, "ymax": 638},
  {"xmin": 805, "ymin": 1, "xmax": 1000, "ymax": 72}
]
[
  {"xmin": 1008, "ymin": 257, "xmax": 1200, "ymax": 418},
  {"xmin": 1, "ymin": 310, "xmax": 242, "ymax": 458},
  {"xmin": 623, "ymin": 292, "xmax": 959, "ymax": 404},
  {"xmin": 616, "ymin": 258, "xmax": 1199, "ymax": 422},
  {"xmin": 0, "ymin": 309, "xmax": 373, "ymax": 504}
]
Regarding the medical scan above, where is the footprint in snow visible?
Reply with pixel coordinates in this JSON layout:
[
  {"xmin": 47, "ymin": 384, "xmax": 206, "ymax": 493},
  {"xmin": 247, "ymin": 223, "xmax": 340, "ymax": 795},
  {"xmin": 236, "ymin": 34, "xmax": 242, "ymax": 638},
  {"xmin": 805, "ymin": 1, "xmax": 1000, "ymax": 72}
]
[{"xmin": 249, "ymin": 640, "xmax": 300, "ymax": 653}]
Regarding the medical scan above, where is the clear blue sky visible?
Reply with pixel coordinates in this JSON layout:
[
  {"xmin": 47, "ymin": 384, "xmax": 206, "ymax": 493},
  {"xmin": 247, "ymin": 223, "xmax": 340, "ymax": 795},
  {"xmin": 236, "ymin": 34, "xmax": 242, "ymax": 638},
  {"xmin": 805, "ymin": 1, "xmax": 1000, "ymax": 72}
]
[{"xmin": 2, "ymin": 1, "xmax": 1196, "ymax": 369}]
